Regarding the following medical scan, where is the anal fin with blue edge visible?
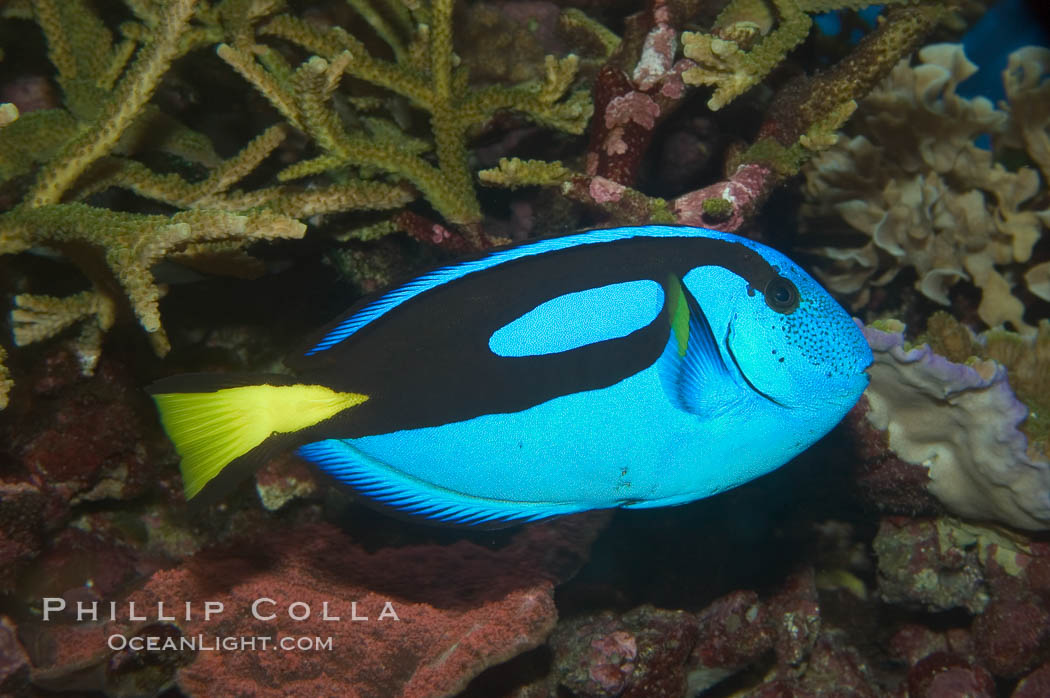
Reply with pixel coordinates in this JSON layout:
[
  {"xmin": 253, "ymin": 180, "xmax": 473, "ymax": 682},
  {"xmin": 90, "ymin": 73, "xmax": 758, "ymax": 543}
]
[
  {"xmin": 297, "ymin": 439, "xmax": 591, "ymax": 528},
  {"xmin": 657, "ymin": 275, "xmax": 743, "ymax": 416}
]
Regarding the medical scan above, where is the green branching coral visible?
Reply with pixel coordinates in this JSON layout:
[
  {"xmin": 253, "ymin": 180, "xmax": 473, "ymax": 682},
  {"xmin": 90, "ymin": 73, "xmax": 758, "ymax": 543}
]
[
  {"xmin": 478, "ymin": 157, "xmax": 573, "ymax": 189},
  {"xmin": 220, "ymin": 0, "xmax": 592, "ymax": 226},
  {"xmin": 744, "ymin": 1, "xmax": 947, "ymax": 176},
  {"xmin": 0, "ymin": 0, "xmax": 317, "ymax": 379},
  {"xmin": 0, "ymin": 0, "xmax": 599, "ymax": 408},
  {"xmin": 20, "ymin": 0, "xmax": 200, "ymax": 207},
  {"xmin": 6, "ymin": 204, "xmax": 305, "ymax": 356},
  {"xmin": 681, "ymin": 0, "xmax": 923, "ymax": 110}
]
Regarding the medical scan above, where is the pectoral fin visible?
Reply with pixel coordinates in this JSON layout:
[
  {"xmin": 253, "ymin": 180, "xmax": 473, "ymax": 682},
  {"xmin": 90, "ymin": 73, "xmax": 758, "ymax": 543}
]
[{"xmin": 657, "ymin": 275, "xmax": 742, "ymax": 416}]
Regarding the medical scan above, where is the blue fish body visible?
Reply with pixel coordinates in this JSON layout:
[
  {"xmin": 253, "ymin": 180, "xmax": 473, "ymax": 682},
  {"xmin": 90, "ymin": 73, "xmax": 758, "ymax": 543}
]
[{"xmin": 151, "ymin": 225, "xmax": 872, "ymax": 527}]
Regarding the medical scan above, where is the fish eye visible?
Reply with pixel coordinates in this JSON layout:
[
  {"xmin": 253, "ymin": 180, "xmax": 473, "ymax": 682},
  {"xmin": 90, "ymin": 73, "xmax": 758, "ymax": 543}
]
[{"xmin": 764, "ymin": 277, "xmax": 799, "ymax": 313}]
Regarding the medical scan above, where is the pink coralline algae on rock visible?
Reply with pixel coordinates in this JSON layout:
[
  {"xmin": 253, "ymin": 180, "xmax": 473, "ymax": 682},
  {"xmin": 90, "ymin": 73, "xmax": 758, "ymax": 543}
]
[
  {"xmin": 604, "ymin": 93, "xmax": 662, "ymax": 132},
  {"xmin": 542, "ymin": 568, "xmax": 888, "ymax": 696},
  {"xmin": 974, "ymin": 598, "xmax": 1050, "ymax": 678},
  {"xmin": 0, "ymin": 616, "xmax": 29, "ymax": 695},
  {"xmin": 253, "ymin": 453, "xmax": 322, "ymax": 511},
  {"xmin": 1014, "ymin": 662, "xmax": 1050, "ymax": 698},
  {"xmin": 588, "ymin": 176, "xmax": 627, "ymax": 204},
  {"xmin": 0, "ymin": 481, "xmax": 51, "ymax": 593},
  {"xmin": 0, "ymin": 348, "xmax": 172, "ymax": 592},
  {"xmin": 7, "ymin": 348, "xmax": 165, "ymax": 505},
  {"xmin": 671, "ymin": 163, "xmax": 777, "ymax": 232},
  {"xmin": 25, "ymin": 515, "xmax": 606, "ymax": 697},
  {"xmin": 873, "ymin": 517, "xmax": 990, "ymax": 613},
  {"xmin": 873, "ymin": 512, "xmax": 1050, "ymax": 688},
  {"xmin": 889, "ymin": 624, "xmax": 974, "ymax": 668},
  {"xmin": 906, "ymin": 652, "xmax": 997, "ymax": 698},
  {"xmin": 550, "ymin": 606, "xmax": 699, "ymax": 697}
]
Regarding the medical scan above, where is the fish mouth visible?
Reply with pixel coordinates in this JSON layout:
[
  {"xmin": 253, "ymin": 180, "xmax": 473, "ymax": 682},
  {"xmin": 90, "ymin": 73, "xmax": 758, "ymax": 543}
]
[{"xmin": 723, "ymin": 320, "xmax": 787, "ymax": 408}]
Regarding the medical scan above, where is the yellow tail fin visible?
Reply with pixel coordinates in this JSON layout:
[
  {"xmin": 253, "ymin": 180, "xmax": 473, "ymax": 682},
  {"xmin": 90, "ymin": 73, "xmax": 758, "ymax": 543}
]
[{"xmin": 151, "ymin": 383, "xmax": 368, "ymax": 499}]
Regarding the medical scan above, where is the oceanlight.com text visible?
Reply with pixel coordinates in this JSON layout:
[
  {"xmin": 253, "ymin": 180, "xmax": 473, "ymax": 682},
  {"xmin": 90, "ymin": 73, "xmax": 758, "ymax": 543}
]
[{"xmin": 107, "ymin": 633, "xmax": 335, "ymax": 652}]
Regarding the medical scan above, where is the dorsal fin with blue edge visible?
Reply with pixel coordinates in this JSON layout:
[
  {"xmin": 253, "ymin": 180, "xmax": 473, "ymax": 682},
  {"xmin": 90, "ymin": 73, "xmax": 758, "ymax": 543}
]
[
  {"xmin": 657, "ymin": 275, "xmax": 743, "ymax": 416},
  {"xmin": 301, "ymin": 228, "xmax": 650, "ymax": 356},
  {"xmin": 297, "ymin": 440, "xmax": 591, "ymax": 528}
]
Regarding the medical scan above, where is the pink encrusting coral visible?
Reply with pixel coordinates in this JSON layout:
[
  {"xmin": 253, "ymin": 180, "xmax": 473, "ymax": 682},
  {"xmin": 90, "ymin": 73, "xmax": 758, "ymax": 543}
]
[
  {"xmin": 0, "ymin": 347, "xmax": 171, "ymax": 593},
  {"xmin": 24, "ymin": 516, "xmax": 606, "ymax": 697},
  {"xmin": 671, "ymin": 163, "xmax": 777, "ymax": 231},
  {"xmin": 870, "ymin": 514, "xmax": 1050, "ymax": 688}
]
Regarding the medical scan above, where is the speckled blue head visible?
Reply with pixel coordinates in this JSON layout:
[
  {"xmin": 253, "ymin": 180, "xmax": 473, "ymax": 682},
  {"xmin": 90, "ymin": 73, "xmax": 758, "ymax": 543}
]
[{"xmin": 680, "ymin": 239, "xmax": 872, "ymax": 415}]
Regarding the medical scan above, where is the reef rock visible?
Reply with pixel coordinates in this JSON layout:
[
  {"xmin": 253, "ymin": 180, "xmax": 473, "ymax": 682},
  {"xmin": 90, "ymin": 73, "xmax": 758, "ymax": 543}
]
[
  {"xmin": 550, "ymin": 606, "xmax": 699, "ymax": 698},
  {"xmin": 25, "ymin": 515, "xmax": 605, "ymax": 697},
  {"xmin": 862, "ymin": 321, "xmax": 1050, "ymax": 530},
  {"xmin": 0, "ymin": 616, "xmax": 29, "ymax": 695},
  {"xmin": 906, "ymin": 652, "xmax": 996, "ymax": 698},
  {"xmin": 540, "ymin": 568, "xmax": 882, "ymax": 696},
  {"xmin": 872, "ymin": 517, "xmax": 1031, "ymax": 613},
  {"xmin": 1015, "ymin": 662, "xmax": 1050, "ymax": 698}
]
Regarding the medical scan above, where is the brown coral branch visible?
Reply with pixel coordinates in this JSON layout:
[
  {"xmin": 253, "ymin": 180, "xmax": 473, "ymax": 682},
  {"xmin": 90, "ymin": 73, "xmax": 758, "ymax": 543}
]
[
  {"xmin": 30, "ymin": 0, "xmax": 78, "ymax": 83},
  {"xmin": 760, "ymin": 2, "xmax": 947, "ymax": 147},
  {"xmin": 672, "ymin": 163, "xmax": 777, "ymax": 231},
  {"xmin": 83, "ymin": 124, "xmax": 288, "ymax": 207},
  {"xmin": 562, "ymin": 173, "xmax": 675, "ymax": 225},
  {"xmin": 0, "ymin": 344, "xmax": 11, "ymax": 410},
  {"xmin": 240, "ymin": 181, "xmax": 416, "ymax": 218},
  {"xmin": 10, "ymin": 290, "xmax": 112, "ymax": 347},
  {"xmin": 710, "ymin": 3, "xmax": 946, "ymax": 230},
  {"xmin": 393, "ymin": 211, "xmax": 492, "ymax": 253},
  {"xmin": 11, "ymin": 290, "xmax": 116, "ymax": 372},
  {"xmin": 489, "ymin": 1, "xmax": 946, "ymax": 234},
  {"xmin": 584, "ymin": 0, "xmax": 689, "ymax": 186},
  {"xmin": 247, "ymin": 1, "xmax": 592, "ymax": 230}
]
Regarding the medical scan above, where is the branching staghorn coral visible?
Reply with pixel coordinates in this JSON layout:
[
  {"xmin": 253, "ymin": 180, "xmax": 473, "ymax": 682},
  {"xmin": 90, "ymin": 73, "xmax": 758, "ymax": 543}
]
[
  {"xmin": 5, "ymin": 205, "xmax": 306, "ymax": 356},
  {"xmin": 0, "ymin": 0, "xmax": 319, "ymax": 380},
  {"xmin": 0, "ymin": 0, "xmax": 604, "ymax": 409},
  {"xmin": 480, "ymin": 156, "xmax": 676, "ymax": 226},
  {"xmin": 217, "ymin": 0, "xmax": 592, "ymax": 228},
  {"xmin": 803, "ymin": 44, "xmax": 1050, "ymax": 332},
  {"xmin": 680, "ymin": 0, "xmax": 924, "ymax": 110},
  {"xmin": 2, "ymin": 0, "xmax": 496, "ymax": 409}
]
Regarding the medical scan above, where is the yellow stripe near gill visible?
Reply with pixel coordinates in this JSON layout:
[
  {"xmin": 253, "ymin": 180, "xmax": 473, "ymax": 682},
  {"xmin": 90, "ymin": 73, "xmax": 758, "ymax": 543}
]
[
  {"xmin": 152, "ymin": 384, "xmax": 369, "ymax": 499},
  {"xmin": 667, "ymin": 275, "xmax": 690, "ymax": 356}
]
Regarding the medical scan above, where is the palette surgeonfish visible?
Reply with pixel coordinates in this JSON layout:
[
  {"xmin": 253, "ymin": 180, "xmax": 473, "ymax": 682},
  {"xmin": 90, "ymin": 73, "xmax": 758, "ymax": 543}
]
[{"xmin": 150, "ymin": 225, "xmax": 873, "ymax": 527}]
